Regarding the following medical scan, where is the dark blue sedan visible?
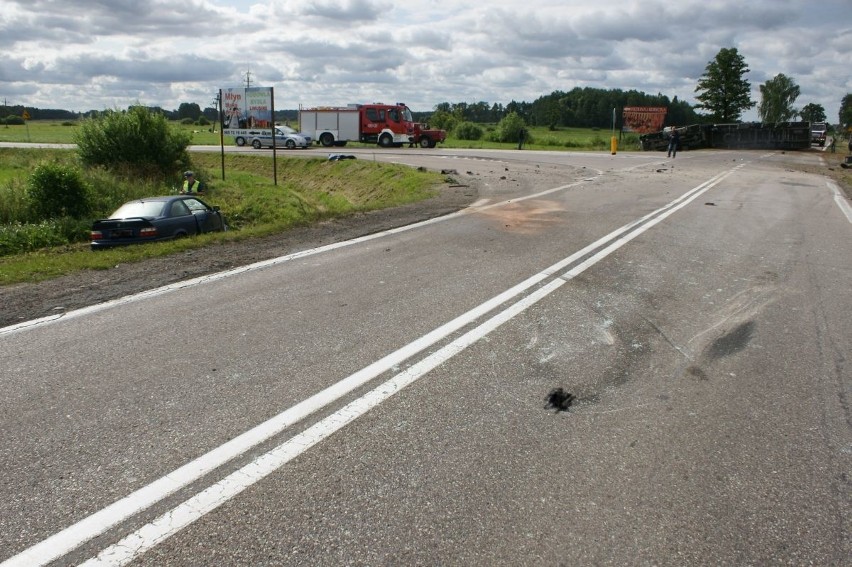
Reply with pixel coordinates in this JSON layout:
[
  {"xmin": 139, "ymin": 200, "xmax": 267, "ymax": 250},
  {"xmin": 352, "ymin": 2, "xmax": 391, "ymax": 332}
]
[{"xmin": 90, "ymin": 195, "xmax": 227, "ymax": 250}]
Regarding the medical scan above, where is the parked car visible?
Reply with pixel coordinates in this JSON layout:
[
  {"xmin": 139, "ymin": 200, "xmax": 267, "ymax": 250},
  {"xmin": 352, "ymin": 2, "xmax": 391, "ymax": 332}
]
[
  {"xmin": 276, "ymin": 124, "xmax": 312, "ymax": 145},
  {"xmin": 90, "ymin": 195, "xmax": 226, "ymax": 249},
  {"xmin": 249, "ymin": 127, "xmax": 310, "ymax": 150}
]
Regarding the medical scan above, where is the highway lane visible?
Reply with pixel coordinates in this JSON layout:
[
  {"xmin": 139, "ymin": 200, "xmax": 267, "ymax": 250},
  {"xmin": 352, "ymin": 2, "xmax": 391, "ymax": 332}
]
[{"xmin": 1, "ymin": 149, "xmax": 850, "ymax": 566}]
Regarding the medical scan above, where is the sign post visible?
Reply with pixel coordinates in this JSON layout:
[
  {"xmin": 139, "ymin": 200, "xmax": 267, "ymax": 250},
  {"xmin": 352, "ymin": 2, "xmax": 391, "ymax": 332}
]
[
  {"xmin": 22, "ymin": 109, "xmax": 31, "ymax": 142},
  {"xmin": 611, "ymin": 107, "xmax": 617, "ymax": 155}
]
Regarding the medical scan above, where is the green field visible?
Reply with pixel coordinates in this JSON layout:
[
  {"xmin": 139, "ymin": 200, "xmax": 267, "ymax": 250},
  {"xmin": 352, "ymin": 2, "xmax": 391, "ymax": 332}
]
[{"xmin": 0, "ymin": 120, "xmax": 641, "ymax": 151}]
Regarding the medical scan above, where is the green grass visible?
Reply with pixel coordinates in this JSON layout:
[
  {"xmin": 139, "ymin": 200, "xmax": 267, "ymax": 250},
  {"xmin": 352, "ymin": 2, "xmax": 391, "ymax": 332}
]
[
  {"xmin": 439, "ymin": 124, "xmax": 639, "ymax": 151},
  {"xmin": 1, "ymin": 120, "xmax": 641, "ymax": 151},
  {"xmin": 0, "ymin": 149, "xmax": 446, "ymax": 285},
  {"xmin": 0, "ymin": 120, "xmax": 222, "ymax": 146}
]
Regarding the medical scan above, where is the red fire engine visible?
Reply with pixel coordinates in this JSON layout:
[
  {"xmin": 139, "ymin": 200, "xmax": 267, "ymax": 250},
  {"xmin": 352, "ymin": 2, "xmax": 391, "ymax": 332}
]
[{"xmin": 299, "ymin": 103, "xmax": 445, "ymax": 148}]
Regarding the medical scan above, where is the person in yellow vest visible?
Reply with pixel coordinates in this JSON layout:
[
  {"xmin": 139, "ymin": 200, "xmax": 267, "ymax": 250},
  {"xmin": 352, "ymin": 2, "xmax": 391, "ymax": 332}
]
[{"xmin": 181, "ymin": 171, "xmax": 204, "ymax": 194}]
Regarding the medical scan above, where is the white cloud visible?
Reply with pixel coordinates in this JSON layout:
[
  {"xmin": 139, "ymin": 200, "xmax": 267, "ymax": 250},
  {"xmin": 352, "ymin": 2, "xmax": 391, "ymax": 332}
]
[{"xmin": 0, "ymin": 0, "xmax": 849, "ymax": 123}]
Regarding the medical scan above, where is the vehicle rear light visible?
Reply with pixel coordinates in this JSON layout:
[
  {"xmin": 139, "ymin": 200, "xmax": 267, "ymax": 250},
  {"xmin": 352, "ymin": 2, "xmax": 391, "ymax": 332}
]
[
  {"xmin": 90, "ymin": 230, "xmax": 103, "ymax": 240},
  {"xmin": 139, "ymin": 227, "xmax": 157, "ymax": 238}
]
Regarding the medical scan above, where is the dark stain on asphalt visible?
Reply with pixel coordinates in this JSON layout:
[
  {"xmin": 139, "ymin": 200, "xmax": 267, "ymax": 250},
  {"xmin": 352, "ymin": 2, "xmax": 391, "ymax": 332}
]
[
  {"xmin": 708, "ymin": 321, "xmax": 755, "ymax": 359},
  {"xmin": 686, "ymin": 365, "xmax": 709, "ymax": 380},
  {"xmin": 545, "ymin": 388, "xmax": 575, "ymax": 412}
]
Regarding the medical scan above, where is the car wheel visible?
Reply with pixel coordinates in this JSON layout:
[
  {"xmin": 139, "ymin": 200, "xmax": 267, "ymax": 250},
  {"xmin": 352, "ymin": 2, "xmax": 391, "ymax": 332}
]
[
  {"xmin": 379, "ymin": 134, "xmax": 393, "ymax": 148},
  {"xmin": 320, "ymin": 133, "xmax": 335, "ymax": 147},
  {"xmin": 285, "ymin": 139, "xmax": 296, "ymax": 149},
  {"xmin": 235, "ymin": 137, "xmax": 246, "ymax": 146},
  {"xmin": 252, "ymin": 139, "xmax": 262, "ymax": 149},
  {"xmin": 419, "ymin": 136, "xmax": 431, "ymax": 148}
]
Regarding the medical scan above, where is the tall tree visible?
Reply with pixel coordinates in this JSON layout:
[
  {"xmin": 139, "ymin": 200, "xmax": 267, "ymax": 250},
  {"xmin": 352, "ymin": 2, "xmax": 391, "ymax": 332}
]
[
  {"xmin": 799, "ymin": 103, "xmax": 826, "ymax": 124},
  {"xmin": 758, "ymin": 73, "xmax": 800, "ymax": 123},
  {"xmin": 694, "ymin": 47, "xmax": 755, "ymax": 122},
  {"xmin": 177, "ymin": 102, "xmax": 202, "ymax": 121},
  {"xmin": 839, "ymin": 94, "xmax": 852, "ymax": 131}
]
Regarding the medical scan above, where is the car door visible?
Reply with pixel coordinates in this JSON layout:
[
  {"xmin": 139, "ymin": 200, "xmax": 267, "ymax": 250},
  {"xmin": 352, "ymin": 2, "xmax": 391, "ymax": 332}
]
[
  {"xmin": 183, "ymin": 198, "xmax": 221, "ymax": 233},
  {"xmin": 164, "ymin": 199, "xmax": 198, "ymax": 236}
]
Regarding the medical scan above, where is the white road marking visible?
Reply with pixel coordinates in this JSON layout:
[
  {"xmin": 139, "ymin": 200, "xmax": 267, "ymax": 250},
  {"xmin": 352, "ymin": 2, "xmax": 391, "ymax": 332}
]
[
  {"xmin": 827, "ymin": 181, "xmax": 852, "ymax": 223},
  {"xmin": 1, "ymin": 164, "xmax": 742, "ymax": 567},
  {"xmin": 0, "ymin": 177, "xmax": 593, "ymax": 338}
]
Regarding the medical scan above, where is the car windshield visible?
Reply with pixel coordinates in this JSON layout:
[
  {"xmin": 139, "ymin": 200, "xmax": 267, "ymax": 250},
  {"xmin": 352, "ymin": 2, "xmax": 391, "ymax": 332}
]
[
  {"xmin": 110, "ymin": 200, "xmax": 166, "ymax": 219},
  {"xmin": 402, "ymin": 107, "xmax": 413, "ymax": 122},
  {"xmin": 183, "ymin": 198, "xmax": 210, "ymax": 213},
  {"xmin": 277, "ymin": 125, "xmax": 297, "ymax": 134}
]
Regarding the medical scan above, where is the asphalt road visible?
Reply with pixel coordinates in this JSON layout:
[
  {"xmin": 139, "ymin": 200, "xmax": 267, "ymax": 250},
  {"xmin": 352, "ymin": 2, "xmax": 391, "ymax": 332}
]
[{"xmin": 1, "ymin": 148, "xmax": 850, "ymax": 566}]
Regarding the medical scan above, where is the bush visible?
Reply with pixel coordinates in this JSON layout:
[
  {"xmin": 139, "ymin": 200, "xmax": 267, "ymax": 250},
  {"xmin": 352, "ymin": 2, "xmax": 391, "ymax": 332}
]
[
  {"xmin": 453, "ymin": 121, "xmax": 484, "ymax": 141},
  {"xmin": 0, "ymin": 177, "xmax": 29, "ymax": 224},
  {"xmin": 5, "ymin": 115, "xmax": 25, "ymax": 126},
  {"xmin": 74, "ymin": 106, "xmax": 192, "ymax": 181},
  {"xmin": 0, "ymin": 218, "xmax": 90, "ymax": 256},
  {"xmin": 27, "ymin": 162, "xmax": 92, "ymax": 220},
  {"xmin": 197, "ymin": 116, "xmax": 211, "ymax": 126},
  {"xmin": 429, "ymin": 110, "xmax": 458, "ymax": 133},
  {"xmin": 181, "ymin": 118, "xmax": 194, "ymax": 125},
  {"xmin": 491, "ymin": 112, "xmax": 528, "ymax": 143}
]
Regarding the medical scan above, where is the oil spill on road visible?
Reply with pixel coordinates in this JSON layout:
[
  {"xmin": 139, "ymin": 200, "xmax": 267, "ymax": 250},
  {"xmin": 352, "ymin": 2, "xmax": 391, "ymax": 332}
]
[
  {"xmin": 545, "ymin": 387, "xmax": 575, "ymax": 412},
  {"xmin": 707, "ymin": 320, "xmax": 755, "ymax": 359}
]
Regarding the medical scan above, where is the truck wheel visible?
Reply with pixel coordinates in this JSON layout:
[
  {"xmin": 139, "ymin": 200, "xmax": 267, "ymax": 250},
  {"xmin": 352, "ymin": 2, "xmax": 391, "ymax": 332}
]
[
  {"xmin": 252, "ymin": 139, "xmax": 262, "ymax": 149},
  {"xmin": 379, "ymin": 134, "xmax": 393, "ymax": 148},
  {"xmin": 320, "ymin": 133, "xmax": 335, "ymax": 147},
  {"xmin": 235, "ymin": 137, "xmax": 246, "ymax": 147},
  {"xmin": 419, "ymin": 136, "xmax": 431, "ymax": 148}
]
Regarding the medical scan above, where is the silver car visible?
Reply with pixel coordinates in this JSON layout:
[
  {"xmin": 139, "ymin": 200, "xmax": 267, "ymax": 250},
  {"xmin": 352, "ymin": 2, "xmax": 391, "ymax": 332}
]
[
  {"xmin": 249, "ymin": 130, "xmax": 309, "ymax": 150},
  {"xmin": 276, "ymin": 124, "xmax": 312, "ymax": 145}
]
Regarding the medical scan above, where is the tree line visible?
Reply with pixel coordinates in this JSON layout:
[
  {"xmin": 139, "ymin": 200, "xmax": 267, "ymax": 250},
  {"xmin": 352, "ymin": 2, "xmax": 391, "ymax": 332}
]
[{"xmin": 426, "ymin": 89, "xmax": 701, "ymax": 131}]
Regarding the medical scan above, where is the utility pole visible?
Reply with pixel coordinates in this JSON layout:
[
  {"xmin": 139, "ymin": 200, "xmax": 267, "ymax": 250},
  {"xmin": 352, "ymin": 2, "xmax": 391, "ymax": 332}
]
[{"xmin": 244, "ymin": 69, "xmax": 253, "ymax": 89}]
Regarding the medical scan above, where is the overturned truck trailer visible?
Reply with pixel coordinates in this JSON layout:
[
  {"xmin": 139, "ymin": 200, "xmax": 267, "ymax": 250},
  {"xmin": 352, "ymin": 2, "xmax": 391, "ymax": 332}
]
[{"xmin": 640, "ymin": 122, "xmax": 811, "ymax": 152}]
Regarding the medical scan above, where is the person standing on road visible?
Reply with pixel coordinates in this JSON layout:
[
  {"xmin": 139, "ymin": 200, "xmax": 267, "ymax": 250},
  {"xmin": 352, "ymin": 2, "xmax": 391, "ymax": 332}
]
[
  {"xmin": 181, "ymin": 171, "xmax": 204, "ymax": 194},
  {"xmin": 667, "ymin": 127, "xmax": 680, "ymax": 158}
]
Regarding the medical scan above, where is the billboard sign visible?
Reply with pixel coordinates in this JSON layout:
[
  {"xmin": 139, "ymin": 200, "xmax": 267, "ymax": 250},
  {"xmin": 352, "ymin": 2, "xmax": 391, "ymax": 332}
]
[
  {"xmin": 622, "ymin": 106, "xmax": 667, "ymax": 134},
  {"xmin": 220, "ymin": 87, "xmax": 273, "ymax": 131}
]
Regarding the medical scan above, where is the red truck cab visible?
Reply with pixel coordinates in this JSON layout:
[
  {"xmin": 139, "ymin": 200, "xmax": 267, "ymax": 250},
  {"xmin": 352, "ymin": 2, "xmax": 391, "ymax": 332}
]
[{"xmin": 412, "ymin": 122, "xmax": 447, "ymax": 148}]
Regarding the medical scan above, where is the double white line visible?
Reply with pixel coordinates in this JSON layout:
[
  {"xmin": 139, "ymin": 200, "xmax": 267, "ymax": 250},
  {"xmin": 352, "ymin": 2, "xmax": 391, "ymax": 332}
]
[{"xmin": 2, "ymin": 164, "xmax": 743, "ymax": 567}]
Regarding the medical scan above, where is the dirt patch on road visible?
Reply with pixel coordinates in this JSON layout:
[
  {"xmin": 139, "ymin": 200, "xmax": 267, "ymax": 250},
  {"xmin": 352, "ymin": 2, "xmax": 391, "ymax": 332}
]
[{"xmin": 790, "ymin": 149, "xmax": 852, "ymax": 199}]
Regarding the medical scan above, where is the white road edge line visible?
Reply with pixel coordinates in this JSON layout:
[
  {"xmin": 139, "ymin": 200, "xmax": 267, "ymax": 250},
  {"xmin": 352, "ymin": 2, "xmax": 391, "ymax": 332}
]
[
  {"xmin": 0, "ymin": 177, "xmax": 591, "ymax": 337},
  {"xmin": 1, "ymin": 165, "xmax": 741, "ymax": 567},
  {"xmin": 827, "ymin": 181, "xmax": 852, "ymax": 223}
]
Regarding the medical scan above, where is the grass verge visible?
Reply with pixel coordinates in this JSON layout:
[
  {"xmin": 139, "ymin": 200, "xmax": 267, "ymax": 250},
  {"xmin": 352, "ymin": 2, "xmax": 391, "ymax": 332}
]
[{"xmin": 0, "ymin": 150, "xmax": 446, "ymax": 285}]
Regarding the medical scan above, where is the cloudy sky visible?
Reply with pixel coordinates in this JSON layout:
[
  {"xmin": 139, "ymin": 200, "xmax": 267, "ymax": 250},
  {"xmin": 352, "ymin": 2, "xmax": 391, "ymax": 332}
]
[{"xmin": 1, "ymin": 0, "xmax": 850, "ymax": 122}]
